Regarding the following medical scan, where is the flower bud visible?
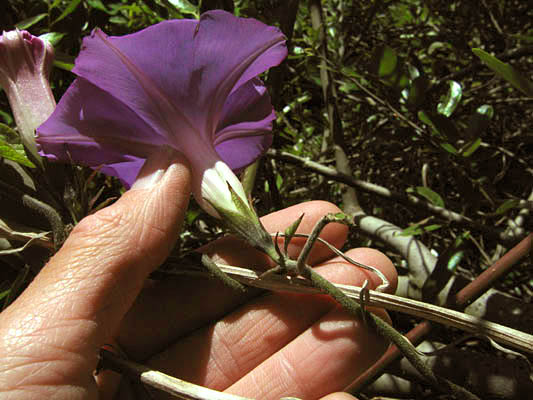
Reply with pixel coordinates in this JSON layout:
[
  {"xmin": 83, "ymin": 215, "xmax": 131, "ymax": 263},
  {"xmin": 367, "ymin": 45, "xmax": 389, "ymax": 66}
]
[{"xmin": 0, "ymin": 30, "xmax": 56, "ymax": 165}]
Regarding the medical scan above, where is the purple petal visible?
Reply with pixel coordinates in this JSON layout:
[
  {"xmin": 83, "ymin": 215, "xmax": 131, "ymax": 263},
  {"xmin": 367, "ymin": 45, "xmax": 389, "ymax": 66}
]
[
  {"xmin": 215, "ymin": 133, "xmax": 272, "ymax": 172},
  {"xmin": 192, "ymin": 10, "xmax": 287, "ymax": 136},
  {"xmin": 214, "ymin": 78, "xmax": 274, "ymax": 170},
  {"xmin": 100, "ymin": 157, "xmax": 145, "ymax": 188},
  {"xmin": 37, "ymin": 78, "xmax": 163, "ymax": 165},
  {"xmin": 72, "ymin": 10, "xmax": 285, "ymax": 141},
  {"xmin": 72, "ymin": 21, "xmax": 199, "ymax": 145}
]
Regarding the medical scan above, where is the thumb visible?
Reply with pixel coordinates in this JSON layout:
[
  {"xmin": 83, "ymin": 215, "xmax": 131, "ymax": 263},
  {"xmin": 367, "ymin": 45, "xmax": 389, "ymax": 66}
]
[{"xmin": 0, "ymin": 149, "xmax": 191, "ymax": 395}]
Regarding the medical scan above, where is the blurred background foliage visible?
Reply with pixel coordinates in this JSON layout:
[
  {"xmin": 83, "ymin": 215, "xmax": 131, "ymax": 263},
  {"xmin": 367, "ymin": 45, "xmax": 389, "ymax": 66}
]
[{"xmin": 1, "ymin": 0, "xmax": 532, "ymax": 338}]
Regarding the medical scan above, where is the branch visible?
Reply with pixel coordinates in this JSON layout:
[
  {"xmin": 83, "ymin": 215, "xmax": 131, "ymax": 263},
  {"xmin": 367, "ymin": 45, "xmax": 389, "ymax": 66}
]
[
  {"xmin": 173, "ymin": 262, "xmax": 532, "ymax": 356},
  {"xmin": 309, "ymin": 0, "xmax": 361, "ymax": 215}
]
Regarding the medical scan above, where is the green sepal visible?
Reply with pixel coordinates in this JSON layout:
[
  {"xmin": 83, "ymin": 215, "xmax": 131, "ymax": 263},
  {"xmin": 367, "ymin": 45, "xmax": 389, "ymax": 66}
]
[
  {"xmin": 284, "ymin": 213, "xmax": 304, "ymax": 254},
  {"xmin": 207, "ymin": 184, "xmax": 278, "ymax": 261}
]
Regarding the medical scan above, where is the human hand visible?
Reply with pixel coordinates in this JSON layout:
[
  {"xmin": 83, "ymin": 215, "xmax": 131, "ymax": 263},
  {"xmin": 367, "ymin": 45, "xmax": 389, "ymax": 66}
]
[{"xmin": 0, "ymin": 153, "xmax": 397, "ymax": 400}]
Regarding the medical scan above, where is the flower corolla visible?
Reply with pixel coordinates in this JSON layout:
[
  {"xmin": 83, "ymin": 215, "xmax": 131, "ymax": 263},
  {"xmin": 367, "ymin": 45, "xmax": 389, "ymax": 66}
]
[{"xmin": 37, "ymin": 10, "xmax": 287, "ymax": 223}]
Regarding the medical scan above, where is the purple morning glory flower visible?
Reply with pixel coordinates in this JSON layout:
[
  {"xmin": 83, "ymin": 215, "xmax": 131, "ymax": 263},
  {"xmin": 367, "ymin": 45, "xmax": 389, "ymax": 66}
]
[{"xmin": 37, "ymin": 10, "xmax": 287, "ymax": 219}]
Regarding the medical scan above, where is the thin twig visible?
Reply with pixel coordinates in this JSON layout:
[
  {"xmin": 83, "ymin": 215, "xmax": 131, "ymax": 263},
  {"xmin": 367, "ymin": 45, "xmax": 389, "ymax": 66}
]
[
  {"xmin": 273, "ymin": 232, "xmax": 390, "ymax": 292},
  {"xmin": 98, "ymin": 349, "xmax": 255, "ymax": 400},
  {"xmin": 349, "ymin": 232, "xmax": 533, "ymax": 392},
  {"xmin": 268, "ymin": 149, "xmax": 523, "ymax": 244}
]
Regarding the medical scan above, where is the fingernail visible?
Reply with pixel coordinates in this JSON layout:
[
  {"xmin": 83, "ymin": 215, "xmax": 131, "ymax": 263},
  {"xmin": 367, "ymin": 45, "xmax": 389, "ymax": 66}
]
[{"xmin": 130, "ymin": 147, "xmax": 183, "ymax": 190}]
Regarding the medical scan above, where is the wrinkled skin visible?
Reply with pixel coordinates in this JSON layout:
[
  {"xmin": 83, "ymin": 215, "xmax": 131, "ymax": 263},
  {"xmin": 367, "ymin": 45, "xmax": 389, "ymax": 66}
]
[{"xmin": 0, "ymin": 154, "xmax": 397, "ymax": 400}]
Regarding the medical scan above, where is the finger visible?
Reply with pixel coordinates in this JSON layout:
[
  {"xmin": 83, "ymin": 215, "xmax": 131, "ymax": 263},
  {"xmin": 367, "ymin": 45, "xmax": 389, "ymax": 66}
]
[
  {"xmin": 140, "ymin": 248, "xmax": 395, "ymax": 399},
  {"xmin": 225, "ymin": 305, "xmax": 389, "ymax": 400},
  {"xmin": 320, "ymin": 393, "xmax": 359, "ymax": 400},
  {"xmin": 0, "ymin": 149, "xmax": 191, "ymax": 395},
  {"xmin": 117, "ymin": 201, "xmax": 349, "ymax": 359}
]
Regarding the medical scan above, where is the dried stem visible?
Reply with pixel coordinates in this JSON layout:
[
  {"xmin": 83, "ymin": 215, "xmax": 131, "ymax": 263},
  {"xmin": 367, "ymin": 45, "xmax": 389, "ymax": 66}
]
[
  {"xmin": 98, "ymin": 349, "xmax": 255, "ymax": 400},
  {"xmin": 184, "ymin": 263, "xmax": 531, "ymax": 355}
]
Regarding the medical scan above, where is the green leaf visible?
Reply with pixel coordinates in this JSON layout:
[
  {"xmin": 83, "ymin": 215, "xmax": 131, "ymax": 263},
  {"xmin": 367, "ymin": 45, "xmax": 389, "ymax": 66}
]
[
  {"xmin": 0, "ymin": 110, "xmax": 13, "ymax": 125},
  {"xmin": 0, "ymin": 123, "xmax": 35, "ymax": 167},
  {"xmin": 461, "ymin": 138, "xmax": 482, "ymax": 157},
  {"xmin": 341, "ymin": 66, "xmax": 362, "ymax": 79},
  {"xmin": 39, "ymin": 32, "xmax": 66, "ymax": 47},
  {"xmin": 440, "ymin": 142, "xmax": 458, "ymax": 154},
  {"xmin": 0, "ymin": 138, "xmax": 35, "ymax": 167},
  {"xmin": 413, "ymin": 186, "xmax": 445, "ymax": 207},
  {"xmin": 418, "ymin": 110, "xmax": 433, "ymax": 128},
  {"xmin": 477, "ymin": 104, "xmax": 494, "ymax": 118},
  {"xmin": 53, "ymin": 51, "xmax": 75, "ymax": 71},
  {"xmin": 52, "ymin": 0, "xmax": 82, "ymax": 25},
  {"xmin": 275, "ymin": 173, "xmax": 283, "ymax": 190},
  {"xmin": 407, "ymin": 76, "xmax": 430, "ymax": 108},
  {"xmin": 370, "ymin": 46, "xmax": 409, "ymax": 90},
  {"xmin": 447, "ymin": 250, "xmax": 464, "ymax": 272},
  {"xmin": 375, "ymin": 46, "xmax": 397, "ymax": 77},
  {"xmin": 185, "ymin": 208, "xmax": 201, "ymax": 225},
  {"xmin": 0, "ymin": 122, "xmax": 19, "ymax": 138},
  {"xmin": 0, "ymin": 289, "xmax": 9, "ymax": 302},
  {"xmin": 109, "ymin": 15, "xmax": 128, "ymax": 25},
  {"xmin": 473, "ymin": 48, "xmax": 533, "ymax": 96},
  {"xmin": 418, "ymin": 111, "xmax": 458, "ymax": 140},
  {"xmin": 86, "ymin": 0, "xmax": 112, "ymax": 13},
  {"xmin": 437, "ymin": 81, "xmax": 462, "ymax": 117},
  {"xmin": 495, "ymin": 199, "xmax": 520, "ymax": 215},
  {"xmin": 399, "ymin": 223, "xmax": 441, "ymax": 237},
  {"xmin": 15, "ymin": 13, "xmax": 48, "ymax": 30},
  {"xmin": 431, "ymin": 114, "xmax": 459, "ymax": 140},
  {"xmin": 166, "ymin": 0, "xmax": 199, "ymax": 17}
]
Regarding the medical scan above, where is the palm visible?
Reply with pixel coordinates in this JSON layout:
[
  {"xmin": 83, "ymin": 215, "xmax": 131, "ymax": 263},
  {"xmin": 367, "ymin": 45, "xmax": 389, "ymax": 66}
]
[{"xmin": 110, "ymin": 203, "xmax": 395, "ymax": 399}]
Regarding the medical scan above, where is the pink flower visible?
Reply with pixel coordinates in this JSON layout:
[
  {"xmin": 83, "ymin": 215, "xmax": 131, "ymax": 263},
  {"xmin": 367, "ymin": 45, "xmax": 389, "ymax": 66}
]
[{"xmin": 0, "ymin": 30, "xmax": 55, "ymax": 165}]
